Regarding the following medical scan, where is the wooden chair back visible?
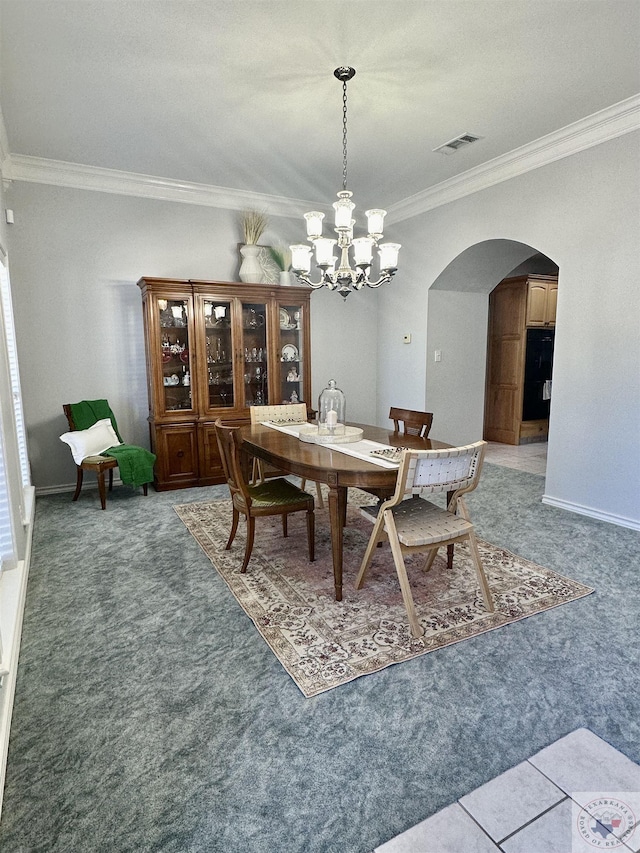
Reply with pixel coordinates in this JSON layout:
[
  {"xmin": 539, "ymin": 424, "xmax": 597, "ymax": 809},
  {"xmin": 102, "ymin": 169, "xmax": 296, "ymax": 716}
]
[
  {"xmin": 249, "ymin": 403, "xmax": 308, "ymax": 424},
  {"xmin": 63, "ymin": 403, "xmax": 77, "ymax": 431},
  {"xmin": 389, "ymin": 407, "xmax": 433, "ymax": 438},
  {"xmin": 214, "ymin": 420, "xmax": 252, "ymax": 508}
]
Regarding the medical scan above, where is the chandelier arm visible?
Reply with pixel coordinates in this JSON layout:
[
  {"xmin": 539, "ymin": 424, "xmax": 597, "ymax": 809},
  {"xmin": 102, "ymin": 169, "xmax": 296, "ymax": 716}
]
[
  {"xmin": 362, "ymin": 271, "xmax": 397, "ymax": 288},
  {"xmin": 291, "ymin": 272, "xmax": 331, "ymax": 289}
]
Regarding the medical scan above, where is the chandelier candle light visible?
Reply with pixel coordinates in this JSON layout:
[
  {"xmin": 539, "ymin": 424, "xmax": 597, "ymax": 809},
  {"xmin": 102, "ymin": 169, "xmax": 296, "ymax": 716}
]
[{"xmin": 290, "ymin": 67, "xmax": 400, "ymax": 300}]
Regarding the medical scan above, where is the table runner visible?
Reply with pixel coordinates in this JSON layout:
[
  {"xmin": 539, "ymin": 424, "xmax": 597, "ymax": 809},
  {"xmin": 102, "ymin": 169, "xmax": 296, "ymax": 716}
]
[
  {"xmin": 260, "ymin": 421, "xmax": 309, "ymax": 437},
  {"xmin": 261, "ymin": 422, "xmax": 401, "ymax": 468},
  {"xmin": 323, "ymin": 439, "xmax": 400, "ymax": 468}
]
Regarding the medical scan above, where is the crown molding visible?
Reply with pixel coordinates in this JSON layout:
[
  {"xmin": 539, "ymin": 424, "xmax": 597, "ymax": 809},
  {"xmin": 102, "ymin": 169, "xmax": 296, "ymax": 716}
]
[
  {"xmin": 2, "ymin": 94, "xmax": 639, "ymax": 219},
  {"xmin": 386, "ymin": 93, "xmax": 640, "ymax": 224},
  {"xmin": 1, "ymin": 155, "xmax": 315, "ymax": 218}
]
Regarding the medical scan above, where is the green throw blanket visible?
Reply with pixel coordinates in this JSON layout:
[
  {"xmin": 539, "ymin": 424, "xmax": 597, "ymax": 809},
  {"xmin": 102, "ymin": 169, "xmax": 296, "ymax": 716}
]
[
  {"xmin": 104, "ymin": 444, "xmax": 156, "ymax": 489},
  {"xmin": 69, "ymin": 400, "xmax": 156, "ymax": 488}
]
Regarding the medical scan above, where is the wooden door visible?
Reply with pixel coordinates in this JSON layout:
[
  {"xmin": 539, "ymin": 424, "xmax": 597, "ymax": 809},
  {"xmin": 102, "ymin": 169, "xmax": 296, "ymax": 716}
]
[
  {"xmin": 526, "ymin": 276, "xmax": 558, "ymax": 327},
  {"xmin": 153, "ymin": 423, "xmax": 198, "ymax": 489},
  {"xmin": 546, "ymin": 281, "xmax": 558, "ymax": 325},
  {"xmin": 526, "ymin": 282, "xmax": 548, "ymax": 326},
  {"xmin": 484, "ymin": 281, "xmax": 526, "ymax": 444}
]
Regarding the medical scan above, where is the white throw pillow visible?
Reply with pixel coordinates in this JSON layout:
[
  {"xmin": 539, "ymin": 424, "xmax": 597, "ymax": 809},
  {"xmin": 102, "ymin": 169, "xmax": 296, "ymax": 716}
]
[{"xmin": 60, "ymin": 418, "xmax": 121, "ymax": 465}]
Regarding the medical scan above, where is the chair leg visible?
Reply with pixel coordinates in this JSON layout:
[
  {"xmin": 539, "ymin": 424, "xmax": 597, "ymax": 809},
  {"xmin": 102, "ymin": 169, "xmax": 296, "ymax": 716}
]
[
  {"xmin": 72, "ymin": 467, "xmax": 83, "ymax": 502},
  {"xmin": 467, "ymin": 529, "xmax": 495, "ymax": 612},
  {"xmin": 447, "ymin": 543, "xmax": 454, "ymax": 570},
  {"xmin": 423, "ymin": 547, "xmax": 439, "ymax": 573},
  {"xmin": 251, "ymin": 458, "xmax": 263, "ymax": 485},
  {"xmin": 306, "ymin": 508, "xmax": 315, "ymax": 562},
  {"xmin": 387, "ymin": 514, "xmax": 423, "ymax": 638},
  {"xmin": 143, "ymin": 483, "xmax": 148, "ymax": 496},
  {"xmin": 356, "ymin": 511, "xmax": 387, "ymax": 589},
  {"xmin": 108, "ymin": 468, "xmax": 114, "ymax": 492},
  {"xmin": 300, "ymin": 479, "xmax": 324, "ymax": 510},
  {"xmin": 240, "ymin": 516, "xmax": 256, "ymax": 573},
  {"xmin": 97, "ymin": 471, "xmax": 107, "ymax": 510},
  {"xmin": 226, "ymin": 508, "xmax": 240, "ymax": 550},
  {"xmin": 282, "ymin": 513, "xmax": 288, "ymax": 537}
]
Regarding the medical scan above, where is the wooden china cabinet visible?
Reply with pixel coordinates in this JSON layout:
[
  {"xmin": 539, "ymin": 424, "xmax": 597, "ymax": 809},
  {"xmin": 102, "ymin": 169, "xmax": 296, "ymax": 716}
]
[
  {"xmin": 484, "ymin": 274, "xmax": 558, "ymax": 445},
  {"xmin": 138, "ymin": 278, "xmax": 312, "ymax": 490}
]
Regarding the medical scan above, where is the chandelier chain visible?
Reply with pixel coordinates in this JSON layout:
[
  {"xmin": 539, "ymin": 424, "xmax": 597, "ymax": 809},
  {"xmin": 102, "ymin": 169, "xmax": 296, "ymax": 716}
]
[{"xmin": 342, "ymin": 79, "xmax": 348, "ymax": 191}]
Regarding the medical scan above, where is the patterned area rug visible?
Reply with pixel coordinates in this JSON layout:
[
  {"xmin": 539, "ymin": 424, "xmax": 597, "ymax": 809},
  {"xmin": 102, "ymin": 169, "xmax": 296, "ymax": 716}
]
[{"xmin": 175, "ymin": 497, "xmax": 594, "ymax": 697}]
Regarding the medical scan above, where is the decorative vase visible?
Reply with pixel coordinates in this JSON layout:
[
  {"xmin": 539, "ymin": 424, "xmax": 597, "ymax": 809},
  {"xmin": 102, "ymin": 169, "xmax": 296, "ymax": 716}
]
[
  {"xmin": 239, "ymin": 244, "xmax": 262, "ymax": 283},
  {"xmin": 279, "ymin": 270, "xmax": 291, "ymax": 287}
]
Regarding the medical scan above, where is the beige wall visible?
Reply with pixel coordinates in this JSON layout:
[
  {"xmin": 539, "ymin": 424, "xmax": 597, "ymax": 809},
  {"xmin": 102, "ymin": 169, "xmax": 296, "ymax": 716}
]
[
  {"xmin": 3, "ymin": 130, "xmax": 640, "ymax": 527},
  {"xmin": 376, "ymin": 130, "xmax": 640, "ymax": 527},
  {"xmin": 3, "ymin": 183, "xmax": 378, "ymax": 490}
]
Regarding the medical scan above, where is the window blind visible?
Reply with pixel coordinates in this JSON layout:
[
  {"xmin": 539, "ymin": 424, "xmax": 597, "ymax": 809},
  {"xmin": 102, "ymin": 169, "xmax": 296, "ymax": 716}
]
[
  {"xmin": 0, "ymin": 246, "xmax": 29, "ymax": 571},
  {"xmin": 0, "ymin": 430, "xmax": 13, "ymax": 570},
  {"xmin": 0, "ymin": 256, "xmax": 30, "ymax": 490}
]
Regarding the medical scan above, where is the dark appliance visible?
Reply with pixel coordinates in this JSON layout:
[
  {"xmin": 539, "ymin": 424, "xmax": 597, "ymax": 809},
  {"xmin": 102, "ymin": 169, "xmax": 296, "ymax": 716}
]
[{"xmin": 522, "ymin": 328, "xmax": 555, "ymax": 421}]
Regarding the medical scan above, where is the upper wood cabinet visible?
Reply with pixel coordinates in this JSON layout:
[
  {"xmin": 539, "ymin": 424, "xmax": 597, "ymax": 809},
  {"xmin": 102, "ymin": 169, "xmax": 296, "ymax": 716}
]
[
  {"xmin": 525, "ymin": 276, "xmax": 558, "ymax": 327},
  {"xmin": 138, "ymin": 278, "xmax": 312, "ymax": 490}
]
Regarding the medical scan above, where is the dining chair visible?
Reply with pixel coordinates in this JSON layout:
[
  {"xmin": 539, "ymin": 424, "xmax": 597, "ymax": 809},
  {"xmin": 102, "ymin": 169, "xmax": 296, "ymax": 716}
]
[
  {"xmin": 214, "ymin": 419, "xmax": 315, "ymax": 573},
  {"xmin": 389, "ymin": 406, "xmax": 434, "ymax": 438},
  {"xmin": 249, "ymin": 403, "xmax": 324, "ymax": 509},
  {"xmin": 61, "ymin": 400, "xmax": 154, "ymax": 510},
  {"xmin": 356, "ymin": 441, "xmax": 494, "ymax": 638}
]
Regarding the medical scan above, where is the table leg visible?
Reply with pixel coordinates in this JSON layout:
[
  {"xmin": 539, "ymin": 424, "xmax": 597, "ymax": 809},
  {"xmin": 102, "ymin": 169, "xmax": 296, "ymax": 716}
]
[{"xmin": 327, "ymin": 482, "xmax": 347, "ymax": 601}]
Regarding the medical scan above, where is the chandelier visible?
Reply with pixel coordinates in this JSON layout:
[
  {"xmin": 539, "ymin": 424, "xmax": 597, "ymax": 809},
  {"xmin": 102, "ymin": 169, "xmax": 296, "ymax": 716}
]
[{"xmin": 290, "ymin": 67, "xmax": 401, "ymax": 300}]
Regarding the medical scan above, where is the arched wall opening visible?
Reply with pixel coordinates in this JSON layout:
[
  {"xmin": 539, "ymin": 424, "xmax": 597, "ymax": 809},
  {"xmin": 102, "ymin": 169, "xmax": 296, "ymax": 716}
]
[{"xmin": 425, "ymin": 239, "xmax": 558, "ymax": 450}]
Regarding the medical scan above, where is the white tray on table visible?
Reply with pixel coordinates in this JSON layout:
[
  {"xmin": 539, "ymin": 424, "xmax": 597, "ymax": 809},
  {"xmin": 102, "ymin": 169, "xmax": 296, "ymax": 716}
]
[{"xmin": 298, "ymin": 425, "xmax": 364, "ymax": 444}]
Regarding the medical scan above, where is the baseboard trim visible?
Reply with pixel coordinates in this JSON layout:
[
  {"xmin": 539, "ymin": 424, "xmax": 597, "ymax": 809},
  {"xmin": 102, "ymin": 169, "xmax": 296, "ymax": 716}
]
[
  {"xmin": 36, "ymin": 479, "xmax": 124, "ymax": 497},
  {"xmin": 542, "ymin": 494, "xmax": 640, "ymax": 531}
]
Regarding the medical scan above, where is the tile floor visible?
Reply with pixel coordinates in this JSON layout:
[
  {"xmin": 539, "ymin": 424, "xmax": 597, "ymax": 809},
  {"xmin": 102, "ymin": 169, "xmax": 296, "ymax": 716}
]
[
  {"xmin": 375, "ymin": 728, "xmax": 640, "ymax": 853},
  {"xmin": 484, "ymin": 441, "xmax": 548, "ymax": 476}
]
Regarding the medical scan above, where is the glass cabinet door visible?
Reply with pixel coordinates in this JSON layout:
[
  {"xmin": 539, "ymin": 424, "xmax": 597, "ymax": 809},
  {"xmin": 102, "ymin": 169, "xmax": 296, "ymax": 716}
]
[
  {"xmin": 241, "ymin": 301, "xmax": 269, "ymax": 407},
  {"xmin": 158, "ymin": 297, "xmax": 194, "ymax": 413},
  {"xmin": 277, "ymin": 301, "xmax": 306, "ymax": 406},
  {"xmin": 203, "ymin": 299, "xmax": 234, "ymax": 410}
]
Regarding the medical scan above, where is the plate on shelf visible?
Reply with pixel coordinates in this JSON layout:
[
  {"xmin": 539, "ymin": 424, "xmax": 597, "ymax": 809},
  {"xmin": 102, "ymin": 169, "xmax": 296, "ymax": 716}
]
[
  {"xmin": 279, "ymin": 308, "xmax": 290, "ymax": 329},
  {"xmin": 281, "ymin": 344, "xmax": 299, "ymax": 362}
]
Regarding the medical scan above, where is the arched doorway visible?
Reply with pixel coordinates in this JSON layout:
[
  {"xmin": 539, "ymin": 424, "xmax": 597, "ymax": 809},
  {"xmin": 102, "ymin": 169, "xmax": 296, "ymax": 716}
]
[{"xmin": 425, "ymin": 239, "xmax": 558, "ymax": 450}]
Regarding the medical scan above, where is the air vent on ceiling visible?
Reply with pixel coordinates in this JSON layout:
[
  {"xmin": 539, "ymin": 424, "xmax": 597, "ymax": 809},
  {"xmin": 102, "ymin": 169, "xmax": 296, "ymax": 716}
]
[{"xmin": 433, "ymin": 133, "xmax": 483, "ymax": 155}]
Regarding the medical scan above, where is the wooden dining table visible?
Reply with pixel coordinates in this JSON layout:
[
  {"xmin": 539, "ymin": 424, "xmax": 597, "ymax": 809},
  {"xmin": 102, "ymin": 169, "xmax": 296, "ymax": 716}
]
[{"xmin": 239, "ymin": 421, "xmax": 449, "ymax": 602}]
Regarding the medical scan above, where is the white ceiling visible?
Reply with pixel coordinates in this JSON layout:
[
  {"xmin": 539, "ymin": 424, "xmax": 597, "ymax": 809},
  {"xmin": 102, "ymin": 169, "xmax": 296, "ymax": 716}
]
[{"xmin": 1, "ymin": 0, "xmax": 639, "ymax": 214}]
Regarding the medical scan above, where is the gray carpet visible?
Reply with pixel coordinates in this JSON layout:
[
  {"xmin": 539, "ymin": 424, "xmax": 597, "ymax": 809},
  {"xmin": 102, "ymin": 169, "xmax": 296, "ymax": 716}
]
[{"xmin": 0, "ymin": 464, "xmax": 638, "ymax": 852}]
